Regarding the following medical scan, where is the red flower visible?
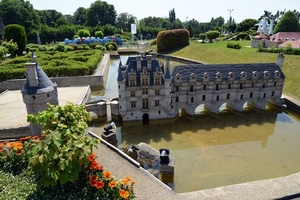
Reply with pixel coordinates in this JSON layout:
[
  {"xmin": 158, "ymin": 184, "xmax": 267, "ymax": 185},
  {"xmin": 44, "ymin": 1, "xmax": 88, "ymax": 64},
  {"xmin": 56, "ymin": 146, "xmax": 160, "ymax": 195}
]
[
  {"xmin": 16, "ymin": 149, "xmax": 24, "ymax": 155},
  {"xmin": 0, "ymin": 143, "xmax": 5, "ymax": 149},
  {"xmin": 96, "ymin": 165, "xmax": 103, "ymax": 171},
  {"xmin": 90, "ymin": 175, "xmax": 98, "ymax": 181},
  {"xmin": 90, "ymin": 179, "xmax": 97, "ymax": 187},
  {"xmin": 88, "ymin": 152, "xmax": 96, "ymax": 162},
  {"xmin": 89, "ymin": 161, "xmax": 99, "ymax": 170},
  {"xmin": 95, "ymin": 181, "xmax": 105, "ymax": 189},
  {"xmin": 108, "ymin": 181, "xmax": 117, "ymax": 188}
]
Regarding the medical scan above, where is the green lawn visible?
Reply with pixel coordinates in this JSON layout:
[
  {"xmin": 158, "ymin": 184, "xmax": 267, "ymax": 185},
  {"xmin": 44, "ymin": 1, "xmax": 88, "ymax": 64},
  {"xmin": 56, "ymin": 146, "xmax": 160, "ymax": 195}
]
[{"xmin": 168, "ymin": 40, "xmax": 300, "ymax": 100}]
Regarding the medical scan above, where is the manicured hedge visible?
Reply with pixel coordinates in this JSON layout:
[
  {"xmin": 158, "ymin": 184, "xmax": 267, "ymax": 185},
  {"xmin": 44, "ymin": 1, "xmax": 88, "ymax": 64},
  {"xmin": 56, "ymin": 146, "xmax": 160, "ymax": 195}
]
[
  {"xmin": 156, "ymin": 29, "xmax": 190, "ymax": 53},
  {"xmin": 258, "ymin": 46, "xmax": 300, "ymax": 55},
  {"xmin": 0, "ymin": 50, "xmax": 103, "ymax": 82},
  {"xmin": 227, "ymin": 42, "xmax": 242, "ymax": 49}
]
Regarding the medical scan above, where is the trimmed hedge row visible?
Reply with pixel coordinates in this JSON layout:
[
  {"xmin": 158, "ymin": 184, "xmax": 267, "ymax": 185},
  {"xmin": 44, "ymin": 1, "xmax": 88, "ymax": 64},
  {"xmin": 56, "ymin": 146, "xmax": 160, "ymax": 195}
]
[
  {"xmin": 0, "ymin": 50, "xmax": 103, "ymax": 82},
  {"xmin": 227, "ymin": 42, "xmax": 242, "ymax": 49},
  {"xmin": 258, "ymin": 46, "xmax": 300, "ymax": 55}
]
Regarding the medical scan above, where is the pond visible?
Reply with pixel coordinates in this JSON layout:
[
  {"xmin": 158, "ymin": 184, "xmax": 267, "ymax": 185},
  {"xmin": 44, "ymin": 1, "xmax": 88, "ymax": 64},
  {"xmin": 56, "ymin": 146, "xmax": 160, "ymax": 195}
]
[{"xmin": 88, "ymin": 56, "xmax": 300, "ymax": 193}]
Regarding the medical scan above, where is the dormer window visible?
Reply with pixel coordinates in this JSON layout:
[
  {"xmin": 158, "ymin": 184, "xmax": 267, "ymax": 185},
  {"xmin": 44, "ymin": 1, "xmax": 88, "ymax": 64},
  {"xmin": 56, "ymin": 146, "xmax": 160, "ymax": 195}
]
[
  {"xmin": 240, "ymin": 71, "xmax": 246, "ymax": 79},
  {"xmin": 252, "ymin": 71, "xmax": 258, "ymax": 79},
  {"xmin": 274, "ymin": 70, "xmax": 280, "ymax": 78},
  {"xmin": 228, "ymin": 72, "xmax": 234, "ymax": 80},
  {"xmin": 189, "ymin": 73, "xmax": 196, "ymax": 81},
  {"xmin": 216, "ymin": 72, "xmax": 222, "ymax": 80},
  {"xmin": 263, "ymin": 71, "xmax": 269, "ymax": 79},
  {"xmin": 203, "ymin": 72, "xmax": 209, "ymax": 81}
]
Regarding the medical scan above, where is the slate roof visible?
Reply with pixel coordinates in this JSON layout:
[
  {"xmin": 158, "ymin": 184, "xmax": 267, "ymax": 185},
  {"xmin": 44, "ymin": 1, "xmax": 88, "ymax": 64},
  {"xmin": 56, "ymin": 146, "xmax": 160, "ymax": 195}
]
[
  {"xmin": 171, "ymin": 63, "xmax": 285, "ymax": 82},
  {"xmin": 21, "ymin": 63, "xmax": 56, "ymax": 95},
  {"xmin": 120, "ymin": 56, "xmax": 165, "ymax": 86}
]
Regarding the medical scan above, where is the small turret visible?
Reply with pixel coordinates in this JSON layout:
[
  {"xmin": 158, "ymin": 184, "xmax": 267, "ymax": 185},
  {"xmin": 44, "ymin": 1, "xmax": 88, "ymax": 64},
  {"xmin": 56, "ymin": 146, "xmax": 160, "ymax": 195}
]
[{"xmin": 277, "ymin": 53, "xmax": 284, "ymax": 70}]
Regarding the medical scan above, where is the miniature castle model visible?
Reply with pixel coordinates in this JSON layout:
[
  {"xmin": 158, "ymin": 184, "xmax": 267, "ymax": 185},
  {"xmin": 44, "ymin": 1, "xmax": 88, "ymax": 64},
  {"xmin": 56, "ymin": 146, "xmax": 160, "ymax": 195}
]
[
  {"xmin": 255, "ymin": 17, "xmax": 274, "ymax": 35},
  {"xmin": 117, "ymin": 53, "xmax": 285, "ymax": 123},
  {"xmin": 21, "ymin": 53, "xmax": 59, "ymax": 134}
]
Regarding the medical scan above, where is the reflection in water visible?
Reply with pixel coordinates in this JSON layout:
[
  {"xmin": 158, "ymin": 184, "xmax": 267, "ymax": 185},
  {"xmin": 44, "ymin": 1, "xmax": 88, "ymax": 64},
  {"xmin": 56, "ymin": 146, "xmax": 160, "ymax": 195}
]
[{"xmin": 88, "ymin": 56, "xmax": 300, "ymax": 193}]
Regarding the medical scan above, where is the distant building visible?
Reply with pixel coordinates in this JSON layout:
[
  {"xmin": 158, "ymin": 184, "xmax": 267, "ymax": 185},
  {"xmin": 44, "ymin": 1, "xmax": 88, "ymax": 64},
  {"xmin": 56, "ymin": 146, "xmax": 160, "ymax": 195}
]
[
  {"xmin": 117, "ymin": 53, "xmax": 285, "ymax": 123},
  {"xmin": 269, "ymin": 32, "xmax": 300, "ymax": 44},
  {"xmin": 255, "ymin": 18, "xmax": 274, "ymax": 35}
]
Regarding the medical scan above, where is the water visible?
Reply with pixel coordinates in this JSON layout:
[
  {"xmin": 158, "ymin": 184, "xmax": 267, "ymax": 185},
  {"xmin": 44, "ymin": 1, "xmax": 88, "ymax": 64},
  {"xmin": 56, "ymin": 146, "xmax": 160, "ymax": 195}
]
[{"xmin": 88, "ymin": 56, "xmax": 300, "ymax": 193}]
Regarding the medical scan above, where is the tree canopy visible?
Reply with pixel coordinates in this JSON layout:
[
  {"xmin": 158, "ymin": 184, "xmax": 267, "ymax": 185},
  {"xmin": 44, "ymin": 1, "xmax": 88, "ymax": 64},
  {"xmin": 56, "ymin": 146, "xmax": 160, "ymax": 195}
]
[{"xmin": 273, "ymin": 11, "xmax": 300, "ymax": 34}]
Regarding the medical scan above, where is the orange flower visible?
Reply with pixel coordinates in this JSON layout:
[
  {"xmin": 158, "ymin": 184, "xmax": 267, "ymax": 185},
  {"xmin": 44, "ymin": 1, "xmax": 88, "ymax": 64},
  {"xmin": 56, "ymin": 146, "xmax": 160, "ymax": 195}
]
[
  {"xmin": 108, "ymin": 181, "xmax": 117, "ymax": 188},
  {"xmin": 125, "ymin": 176, "xmax": 131, "ymax": 182},
  {"xmin": 88, "ymin": 152, "xmax": 96, "ymax": 162},
  {"xmin": 32, "ymin": 136, "xmax": 39, "ymax": 140},
  {"xmin": 7, "ymin": 142, "xmax": 15, "ymax": 148},
  {"xmin": 120, "ymin": 178, "xmax": 129, "ymax": 185},
  {"xmin": 131, "ymin": 180, "xmax": 136, "ymax": 186},
  {"xmin": 13, "ymin": 142, "xmax": 23, "ymax": 150},
  {"xmin": 16, "ymin": 149, "xmax": 24, "ymax": 155},
  {"xmin": 0, "ymin": 150, "xmax": 3, "ymax": 153},
  {"xmin": 95, "ymin": 181, "xmax": 105, "ymax": 190},
  {"xmin": 2, "ymin": 141, "xmax": 8, "ymax": 145},
  {"xmin": 103, "ymin": 171, "xmax": 112, "ymax": 180},
  {"xmin": 20, "ymin": 136, "xmax": 31, "ymax": 141},
  {"xmin": 0, "ymin": 143, "xmax": 5, "ymax": 149},
  {"xmin": 119, "ymin": 189, "xmax": 129, "ymax": 199}
]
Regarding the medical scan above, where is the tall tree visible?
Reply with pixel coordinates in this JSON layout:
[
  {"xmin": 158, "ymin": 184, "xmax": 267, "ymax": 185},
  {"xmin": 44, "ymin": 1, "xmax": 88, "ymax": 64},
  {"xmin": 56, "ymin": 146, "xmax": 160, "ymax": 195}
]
[
  {"xmin": 273, "ymin": 11, "xmax": 300, "ymax": 34},
  {"xmin": 37, "ymin": 10, "xmax": 70, "ymax": 27},
  {"xmin": 86, "ymin": 0, "xmax": 116, "ymax": 27},
  {"xmin": 236, "ymin": 18, "xmax": 258, "ymax": 32},
  {"xmin": 116, "ymin": 12, "xmax": 136, "ymax": 32},
  {"xmin": 0, "ymin": 0, "xmax": 40, "ymax": 35},
  {"xmin": 73, "ymin": 7, "xmax": 87, "ymax": 26},
  {"xmin": 169, "ymin": 8, "xmax": 176, "ymax": 23}
]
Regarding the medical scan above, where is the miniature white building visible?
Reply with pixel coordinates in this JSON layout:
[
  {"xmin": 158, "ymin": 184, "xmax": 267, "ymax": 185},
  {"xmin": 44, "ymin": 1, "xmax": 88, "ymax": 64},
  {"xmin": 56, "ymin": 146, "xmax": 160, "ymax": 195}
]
[
  {"xmin": 255, "ymin": 17, "xmax": 274, "ymax": 35},
  {"xmin": 117, "ymin": 53, "xmax": 285, "ymax": 123}
]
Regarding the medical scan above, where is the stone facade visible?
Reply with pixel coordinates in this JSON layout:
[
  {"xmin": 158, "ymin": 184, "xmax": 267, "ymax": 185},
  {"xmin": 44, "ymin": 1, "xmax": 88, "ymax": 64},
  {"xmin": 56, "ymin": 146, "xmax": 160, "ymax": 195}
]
[
  {"xmin": 21, "ymin": 53, "xmax": 59, "ymax": 134},
  {"xmin": 117, "ymin": 53, "xmax": 285, "ymax": 122}
]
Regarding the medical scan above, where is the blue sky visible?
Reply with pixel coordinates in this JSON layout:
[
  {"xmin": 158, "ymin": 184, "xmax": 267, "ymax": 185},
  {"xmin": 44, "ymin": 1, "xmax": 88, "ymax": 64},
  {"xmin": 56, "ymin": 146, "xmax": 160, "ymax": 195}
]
[{"xmin": 28, "ymin": 0, "xmax": 300, "ymax": 23}]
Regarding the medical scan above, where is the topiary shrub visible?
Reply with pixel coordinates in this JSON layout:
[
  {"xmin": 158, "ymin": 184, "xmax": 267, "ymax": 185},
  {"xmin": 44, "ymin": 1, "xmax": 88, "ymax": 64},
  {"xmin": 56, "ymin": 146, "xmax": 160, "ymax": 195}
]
[
  {"xmin": 235, "ymin": 32, "xmax": 249, "ymax": 41},
  {"xmin": 77, "ymin": 29, "xmax": 91, "ymax": 38},
  {"xmin": 25, "ymin": 43, "xmax": 39, "ymax": 53},
  {"xmin": 55, "ymin": 43, "xmax": 66, "ymax": 52},
  {"xmin": 67, "ymin": 43, "xmax": 79, "ymax": 50},
  {"xmin": 0, "ymin": 46, "xmax": 8, "ymax": 60},
  {"xmin": 95, "ymin": 45, "xmax": 105, "ymax": 51},
  {"xmin": 95, "ymin": 30, "xmax": 104, "ymax": 38},
  {"xmin": 4, "ymin": 24, "xmax": 27, "ymax": 55},
  {"xmin": 227, "ymin": 42, "xmax": 241, "ymax": 49},
  {"xmin": 156, "ymin": 29, "xmax": 189, "ymax": 53},
  {"xmin": 150, "ymin": 39, "xmax": 157, "ymax": 46},
  {"xmin": 38, "ymin": 45, "xmax": 48, "ymax": 51},
  {"xmin": 79, "ymin": 44, "xmax": 90, "ymax": 50},
  {"xmin": 90, "ymin": 42, "xmax": 103, "ymax": 49},
  {"xmin": 105, "ymin": 42, "xmax": 118, "ymax": 51}
]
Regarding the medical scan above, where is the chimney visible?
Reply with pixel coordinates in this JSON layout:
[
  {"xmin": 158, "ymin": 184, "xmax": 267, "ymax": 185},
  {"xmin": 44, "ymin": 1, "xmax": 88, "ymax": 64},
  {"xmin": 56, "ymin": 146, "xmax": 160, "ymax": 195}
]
[
  {"xmin": 25, "ymin": 63, "xmax": 38, "ymax": 87},
  {"xmin": 276, "ymin": 53, "xmax": 284, "ymax": 70},
  {"xmin": 136, "ymin": 55, "xmax": 141, "ymax": 71},
  {"xmin": 146, "ymin": 55, "xmax": 152, "ymax": 70}
]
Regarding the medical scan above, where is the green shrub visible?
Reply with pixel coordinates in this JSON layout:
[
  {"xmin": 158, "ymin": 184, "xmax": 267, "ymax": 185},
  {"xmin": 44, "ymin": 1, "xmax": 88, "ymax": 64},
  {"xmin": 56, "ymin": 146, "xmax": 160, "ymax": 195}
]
[
  {"xmin": 25, "ymin": 43, "xmax": 39, "ymax": 53},
  {"xmin": 199, "ymin": 33, "xmax": 207, "ymax": 43},
  {"xmin": 77, "ymin": 29, "xmax": 91, "ymax": 38},
  {"xmin": 95, "ymin": 45, "xmax": 105, "ymax": 51},
  {"xmin": 55, "ymin": 43, "xmax": 66, "ymax": 52},
  {"xmin": 90, "ymin": 42, "xmax": 103, "ymax": 49},
  {"xmin": 67, "ymin": 43, "xmax": 79, "ymax": 50},
  {"xmin": 38, "ymin": 45, "xmax": 48, "ymax": 51},
  {"xmin": 157, "ymin": 29, "xmax": 190, "ymax": 53},
  {"xmin": 0, "ymin": 46, "xmax": 8, "ymax": 59},
  {"xmin": 227, "ymin": 42, "xmax": 241, "ymax": 49},
  {"xmin": 150, "ymin": 39, "xmax": 157, "ymax": 46},
  {"xmin": 2, "ymin": 40, "xmax": 18, "ymax": 56},
  {"xmin": 79, "ymin": 43, "xmax": 90, "ymax": 50},
  {"xmin": 235, "ymin": 32, "xmax": 249, "ymax": 41},
  {"xmin": 95, "ymin": 30, "xmax": 104, "ymax": 38},
  {"xmin": 105, "ymin": 42, "xmax": 118, "ymax": 51},
  {"xmin": 4, "ymin": 24, "xmax": 27, "ymax": 54},
  {"xmin": 27, "ymin": 103, "xmax": 98, "ymax": 187}
]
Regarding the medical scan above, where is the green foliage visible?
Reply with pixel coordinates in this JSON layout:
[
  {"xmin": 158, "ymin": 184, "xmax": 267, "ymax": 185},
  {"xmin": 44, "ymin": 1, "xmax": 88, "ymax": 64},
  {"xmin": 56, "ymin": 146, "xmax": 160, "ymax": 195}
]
[
  {"xmin": 27, "ymin": 103, "xmax": 99, "ymax": 187},
  {"xmin": 157, "ymin": 29, "xmax": 190, "ymax": 53},
  {"xmin": 95, "ymin": 45, "xmax": 106, "ymax": 51},
  {"xmin": 55, "ymin": 43, "xmax": 66, "ymax": 52},
  {"xmin": 2, "ymin": 39, "xmax": 18, "ymax": 56},
  {"xmin": 4, "ymin": 24, "xmax": 27, "ymax": 54},
  {"xmin": 38, "ymin": 45, "xmax": 48, "ymax": 51},
  {"xmin": 257, "ymin": 45, "xmax": 300, "ymax": 55},
  {"xmin": 150, "ymin": 39, "xmax": 157, "ymax": 46},
  {"xmin": 95, "ymin": 30, "xmax": 104, "ymax": 38},
  {"xmin": 206, "ymin": 31, "xmax": 220, "ymax": 43},
  {"xmin": 25, "ymin": 43, "xmax": 39, "ymax": 53},
  {"xmin": 105, "ymin": 42, "xmax": 118, "ymax": 51},
  {"xmin": 236, "ymin": 19, "xmax": 259, "ymax": 32},
  {"xmin": 86, "ymin": 1, "xmax": 117, "ymax": 27},
  {"xmin": 0, "ymin": 46, "xmax": 8, "ymax": 59},
  {"xmin": 274, "ymin": 11, "xmax": 300, "ymax": 34},
  {"xmin": 227, "ymin": 42, "xmax": 241, "ymax": 49},
  {"xmin": 77, "ymin": 29, "xmax": 91, "ymax": 38},
  {"xmin": 235, "ymin": 32, "xmax": 249, "ymax": 40},
  {"xmin": 90, "ymin": 42, "xmax": 103, "ymax": 49},
  {"xmin": 199, "ymin": 33, "xmax": 207, "ymax": 43}
]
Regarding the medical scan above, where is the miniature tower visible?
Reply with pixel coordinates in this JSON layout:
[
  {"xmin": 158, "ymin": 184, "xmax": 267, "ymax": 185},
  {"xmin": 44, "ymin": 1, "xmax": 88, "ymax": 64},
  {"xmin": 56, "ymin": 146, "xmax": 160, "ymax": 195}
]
[{"xmin": 21, "ymin": 52, "xmax": 59, "ymax": 135}]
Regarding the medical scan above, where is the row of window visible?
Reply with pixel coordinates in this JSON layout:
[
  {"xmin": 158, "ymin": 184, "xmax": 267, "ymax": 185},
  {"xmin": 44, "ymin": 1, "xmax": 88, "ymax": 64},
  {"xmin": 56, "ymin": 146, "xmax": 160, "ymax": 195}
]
[
  {"xmin": 129, "ymin": 78, "xmax": 161, "ymax": 86},
  {"xmin": 130, "ymin": 89, "xmax": 160, "ymax": 96},
  {"xmin": 175, "ymin": 81, "xmax": 278, "ymax": 92},
  {"xmin": 130, "ymin": 98, "xmax": 159, "ymax": 109},
  {"xmin": 173, "ymin": 91, "xmax": 276, "ymax": 103}
]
